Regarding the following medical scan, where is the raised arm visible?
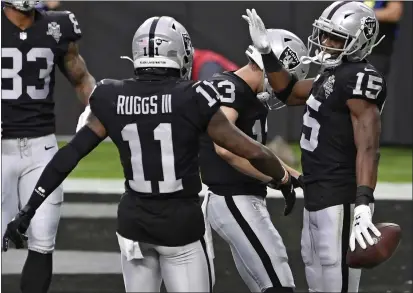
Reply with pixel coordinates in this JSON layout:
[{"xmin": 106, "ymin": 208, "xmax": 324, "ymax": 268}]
[{"xmin": 242, "ymin": 8, "xmax": 313, "ymax": 106}]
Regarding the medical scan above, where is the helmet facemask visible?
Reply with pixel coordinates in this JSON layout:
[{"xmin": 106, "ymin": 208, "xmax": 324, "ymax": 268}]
[{"xmin": 4, "ymin": 0, "xmax": 39, "ymax": 12}]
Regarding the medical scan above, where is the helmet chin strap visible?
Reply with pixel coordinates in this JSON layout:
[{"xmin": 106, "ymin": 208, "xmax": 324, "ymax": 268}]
[
  {"xmin": 257, "ymin": 92, "xmax": 270, "ymax": 102},
  {"xmin": 301, "ymin": 50, "xmax": 332, "ymax": 65},
  {"xmin": 256, "ymin": 73, "xmax": 286, "ymax": 110},
  {"xmin": 257, "ymin": 71, "xmax": 270, "ymax": 103}
]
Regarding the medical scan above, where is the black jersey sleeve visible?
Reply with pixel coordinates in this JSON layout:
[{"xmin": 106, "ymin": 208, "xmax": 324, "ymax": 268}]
[
  {"xmin": 183, "ymin": 80, "xmax": 221, "ymax": 132},
  {"xmin": 340, "ymin": 64, "xmax": 387, "ymax": 107},
  {"xmin": 89, "ymin": 79, "xmax": 117, "ymax": 128},
  {"xmin": 55, "ymin": 10, "xmax": 82, "ymax": 43}
]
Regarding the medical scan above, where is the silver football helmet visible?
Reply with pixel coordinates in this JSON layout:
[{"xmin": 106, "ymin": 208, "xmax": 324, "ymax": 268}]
[
  {"xmin": 4, "ymin": 0, "xmax": 39, "ymax": 11},
  {"xmin": 132, "ymin": 16, "xmax": 194, "ymax": 80},
  {"xmin": 304, "ymin": 1, "xmax": 382, "ymax": 67},
  {"xmin": 245, "ymin": 29, "xmax": 310, "ymax": 110}
]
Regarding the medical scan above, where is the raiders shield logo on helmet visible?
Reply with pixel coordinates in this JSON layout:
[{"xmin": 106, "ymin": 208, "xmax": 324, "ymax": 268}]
[
  {"xmin": 363, "ymin": 16, "xmax": 377, "ymax": 40},
  {"xmin": 279, "ymin": 46, "xmax": 300, "ymax": 70}
]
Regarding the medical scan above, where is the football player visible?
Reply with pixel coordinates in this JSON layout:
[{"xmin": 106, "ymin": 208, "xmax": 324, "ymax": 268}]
[
  {"xmin": 3, "ymin": 16, "xmax": 297, "ymax": 292},
  {"xmin": 243, "ymin": 2, "xmax": 386, "ymax": 292},
  {"xmin": 1, "ymin": 1, "xmax": 95, "ymax": 292},
  {"xmin": 199, "ymin": 29, "xmax": 309, "ymax": 292}
]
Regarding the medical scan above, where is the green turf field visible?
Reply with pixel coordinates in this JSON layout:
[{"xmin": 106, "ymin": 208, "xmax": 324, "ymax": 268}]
[{"xmin": 59, "ymin": 141, "xmax": 412, "ymax": 183}]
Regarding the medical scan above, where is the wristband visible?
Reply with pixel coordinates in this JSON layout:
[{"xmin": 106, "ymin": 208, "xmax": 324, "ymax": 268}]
[
  {"xmin": 275, "ymin": 74, "xmax": 298, "ymax": 103},
  {"xmin": 267, "ymin": 168, "xmax": 290, "ymax": 190},
  {"xmin": 355, "ymin": 185, "xmax": 375, "ymax": 206},
  {"xmin": 280, "ymin": 168, "xmax": 290, "ymax": 185},
  {"xmin": 261, "ymin": 51, "xmax": 283, "ymax": 72}
]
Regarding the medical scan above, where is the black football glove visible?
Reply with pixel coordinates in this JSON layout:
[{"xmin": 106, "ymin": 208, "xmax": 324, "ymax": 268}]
[
  {"xmin": 268, "ymin": 174, "xmax": 296, "ymax": 216},
  {"xmin": 291, "ymin": 174, "xmax": 304, "ymax": 190},
  {"xmin": 2, "ymin": 205, "xmax": 35, "ymax": 251}
]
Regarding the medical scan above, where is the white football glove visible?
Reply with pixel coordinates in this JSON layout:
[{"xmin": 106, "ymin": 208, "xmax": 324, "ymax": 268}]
[
  {"xmin": 242, "ymin": 9, "xmax": 271, "ymax": 54},
  {"xmin": 76, "ymin": 105, "xmax": 91, "ymax": 132},
  {"xmin": 349, "ymin": 205, "xmax": 381, "ymax": 251}
]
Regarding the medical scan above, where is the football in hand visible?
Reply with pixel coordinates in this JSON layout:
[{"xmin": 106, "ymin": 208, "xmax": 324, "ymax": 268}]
[{"xmin": 346, "ymin": 223, "xmax": 402, "ymax": 269}]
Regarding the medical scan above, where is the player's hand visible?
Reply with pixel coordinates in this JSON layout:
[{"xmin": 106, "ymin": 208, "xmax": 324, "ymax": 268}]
[
  {"xmin": 2, "ymin": 206, "xmax": 34, "ymax": 252},
  {"xmin": 242, "ymin": 9, "xmax": 271, "ymax": 54},
  {"xmin": 349, "ymin": 205, "xmax": 381, "ymax": 251},
  {"xmin": 267, "ymin": 174, "xmax": 296, "ymax": 216},
  {"xmin": 76, "ymin": 105, "xmax": 91, "ymax": 132}
]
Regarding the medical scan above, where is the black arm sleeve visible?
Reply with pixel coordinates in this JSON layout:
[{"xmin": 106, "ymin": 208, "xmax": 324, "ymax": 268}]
[{"xmin": 26, "ymin": 126, "xmax": 104, "ymax": 211}]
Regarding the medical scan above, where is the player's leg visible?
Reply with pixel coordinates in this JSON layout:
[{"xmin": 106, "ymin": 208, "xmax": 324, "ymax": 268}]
[
  {"xmin": 207, "ymin": 193, "xmax": 294, "ymax": 292},
  {"xmin": 18, "ymin": 135, "xmax": 63, "ymax": 293},
  {"xmin": 120, "ymin": 244, "xmax": 162, "ymax": 292},
  {"xmin": 157, "ymin": 239, "xmax": 211, "ymax": 292},
  {"xmin": 311, "ymin": 204, "xmax": 356, "ymax": 292},
  {"xmin": 230, "ymin": 245, "xmax": 263, "ymax": 293},
  {"xmin": 1, "ymin": 140, "xmax": 20, "ymax": 241},
  {"xmin": 301, "ymin": 207, "xmax": 323, "ymax": 292}
]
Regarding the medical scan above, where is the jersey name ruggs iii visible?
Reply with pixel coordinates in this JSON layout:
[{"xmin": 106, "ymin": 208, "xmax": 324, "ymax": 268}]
[
  {"xmin": 300, "ymin": 61, "xmax": 386, "ymax": 209},
  {"xmin": 199, "ymin": 72, "xmax": 269, "ymax": 197},
  {"xmin": 1, "ymin": 9, "xmax": 81, "ymax": 138},
  {"xmin": 89, "ymin": 76, "xmax": 221, "ymax": 246}
]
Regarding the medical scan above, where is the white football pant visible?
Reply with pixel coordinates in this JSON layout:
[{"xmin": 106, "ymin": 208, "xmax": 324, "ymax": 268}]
[
  {"xmin": 301, "ymin": 203, "xmax": 374, "ymax": 292},
  {"xmin": 206, "ymin": 192, "xmax": 295, "ymax": 292},
  {"xmin": 2, "ymin": 134, "xmax": 63, "ymax": 253},
  {"xmin": 120, "ymin": 239, "xmax": 212, "ymax": 292}
]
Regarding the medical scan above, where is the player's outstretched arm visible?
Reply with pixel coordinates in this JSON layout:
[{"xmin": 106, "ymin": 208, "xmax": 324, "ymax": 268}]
[
  {"xmin": 26, "ymin": 111, "xmax": 106, "ymax": 211},
  {"xmin": 60, "ymin": 42, "xmax": 96, "ymax": 105},
  {"xmin": 207, "ymin": 109, "xmax": 289, "ymax": 185},
  {"xmin": 2, "ymin": 112, "xmax": 106, "ymax": 251},
  {"xmin": 207, "ymin": 109, "xmax": 299, "ymax": 215},
  {"xmin": 213, "ymin": 106, "xmax": 301, "ymax": 183}
]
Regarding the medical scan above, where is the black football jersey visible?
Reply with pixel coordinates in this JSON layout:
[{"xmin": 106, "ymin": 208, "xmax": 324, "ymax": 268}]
[
  {"xmin": 199, "ymin": 72, "xmax": 269, "ymax": 197},
  {"xmin": 1, "ymin": 9, "xmax": 82, "ymax": 138},
  {"xmin": 89, "ymin": 76, "xmax": 220, "ymax": 246},
  {"xmin": 300, "ymin": 61, "xmax": 387, "ymax": 210}
]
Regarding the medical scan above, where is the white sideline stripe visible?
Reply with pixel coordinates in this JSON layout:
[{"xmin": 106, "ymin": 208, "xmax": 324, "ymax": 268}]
[
  {"xmin": 63, "ymin": 178, "xmax": 413, "ymax": 200},
  {"xmin": 1, "ymin": 249, "xmax": 122, "ymax": 274},
  {"xmin": 62, "ymin": 203, "xmax": 117, "ymax": 218}
]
